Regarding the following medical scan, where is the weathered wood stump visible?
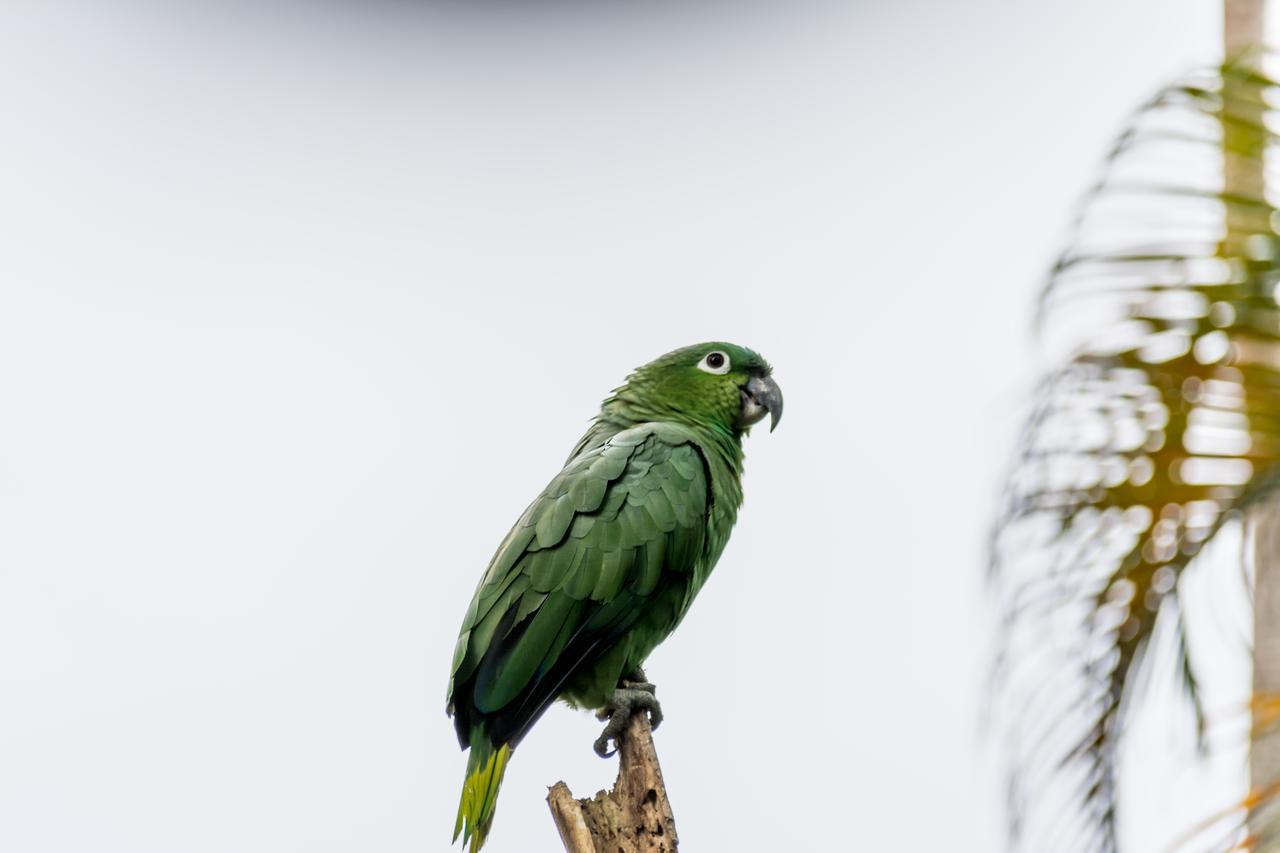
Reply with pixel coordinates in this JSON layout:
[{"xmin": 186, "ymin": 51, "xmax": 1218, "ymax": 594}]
[{"xmin": 547, "ymin": 712, "xmax": 678, "ymax": 853}]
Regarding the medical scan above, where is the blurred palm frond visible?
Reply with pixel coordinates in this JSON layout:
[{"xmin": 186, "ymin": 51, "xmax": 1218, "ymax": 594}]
[{"xmin": 991, "ymin": 61, "xmax": 1280, "ymax": 852}]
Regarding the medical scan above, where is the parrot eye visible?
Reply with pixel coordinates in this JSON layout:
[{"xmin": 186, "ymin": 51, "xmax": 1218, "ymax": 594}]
[{"xmin": 698, "ymin": 351, "xmax": 730, "ymax": 374}]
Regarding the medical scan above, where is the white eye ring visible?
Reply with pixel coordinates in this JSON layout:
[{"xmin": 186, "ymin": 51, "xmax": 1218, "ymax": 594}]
[{"xmin": 697, "ymin": 350, "xmax": 731, "ymax": 375}]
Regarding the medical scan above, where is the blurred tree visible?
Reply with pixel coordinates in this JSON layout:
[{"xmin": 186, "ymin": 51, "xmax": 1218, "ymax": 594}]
[{"xmin": 991, "ymin": 1, "xmax": 1280, "ymax": 849}]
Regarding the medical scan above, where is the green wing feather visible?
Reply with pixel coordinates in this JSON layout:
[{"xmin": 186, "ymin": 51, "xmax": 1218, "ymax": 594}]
[{"xmin": 448, "ymin": 422, "xmax": 708, "ymax": 726}]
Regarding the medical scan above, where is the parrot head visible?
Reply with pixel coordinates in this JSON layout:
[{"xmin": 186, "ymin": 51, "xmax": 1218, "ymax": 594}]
[{"xmin": 609, "ymin": 342, "xmax": 783, "ymax": 436}]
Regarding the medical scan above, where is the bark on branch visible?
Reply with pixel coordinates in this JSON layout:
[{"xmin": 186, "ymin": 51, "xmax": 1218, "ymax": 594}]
[{"xmin": 546, "ymin": 712, "xmax": 678, "ymax": 853}]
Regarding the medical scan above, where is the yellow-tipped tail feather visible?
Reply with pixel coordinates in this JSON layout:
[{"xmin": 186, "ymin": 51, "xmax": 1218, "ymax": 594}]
[{"xmin": 454, "ymin": 736, "xmax": 512, "ymax": 852}]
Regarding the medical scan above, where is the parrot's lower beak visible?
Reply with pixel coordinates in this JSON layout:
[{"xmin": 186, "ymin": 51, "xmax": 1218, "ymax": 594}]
[{"xmin": 736, "ymin": 373, "xmax": 783, "ymax": 432}]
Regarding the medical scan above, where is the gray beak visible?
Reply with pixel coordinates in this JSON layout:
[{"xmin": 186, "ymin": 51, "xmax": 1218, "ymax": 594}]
[{"xmin": 736, "ymin": 373, "xmax": 783, "ymax": 433}]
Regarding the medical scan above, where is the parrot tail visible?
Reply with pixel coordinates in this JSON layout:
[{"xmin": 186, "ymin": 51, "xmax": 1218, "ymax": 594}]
[{"xmin": 453, "ymin": 729, "xmax": 513, "ymax": 853}]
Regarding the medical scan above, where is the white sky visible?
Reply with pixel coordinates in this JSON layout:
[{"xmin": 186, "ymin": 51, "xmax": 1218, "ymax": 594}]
[{"xmin": 0, "ymin": 2, "xmax": 1236, "ymax": 851}]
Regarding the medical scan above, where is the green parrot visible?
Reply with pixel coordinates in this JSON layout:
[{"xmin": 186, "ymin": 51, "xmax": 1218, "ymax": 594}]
[{"xmin": 446, "ymin": 342, "xmax": 782, "ymax": 851}]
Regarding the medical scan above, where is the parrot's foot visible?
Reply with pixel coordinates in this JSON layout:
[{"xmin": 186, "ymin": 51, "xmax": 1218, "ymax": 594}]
[{"xmin": 593, "ymin": 671, "xmax": 662, "ymax": 758}]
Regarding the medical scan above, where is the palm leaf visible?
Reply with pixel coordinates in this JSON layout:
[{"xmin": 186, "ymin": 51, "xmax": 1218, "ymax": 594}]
[{"xmin": 991, "ymin": 61, "xmax": 1280, "ymax": 852}]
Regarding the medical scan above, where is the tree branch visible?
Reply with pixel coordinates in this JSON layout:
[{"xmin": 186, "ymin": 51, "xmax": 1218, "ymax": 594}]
[{"xmin": 547, "ymin": 712, "xmax": 678, "ymax": 853}]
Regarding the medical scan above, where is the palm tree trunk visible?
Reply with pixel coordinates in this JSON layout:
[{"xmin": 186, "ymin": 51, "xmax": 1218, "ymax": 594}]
[
  {"xmin": 1227, "ymin": 0, "xmax": 1266, "ymax": 56},
  {"xmin": 1227, "ymin": 0, "xmax": 1280, "ymax": 840},
  {"xmin": 1255, "ymin": 518, "xmax": 1280, "ymax": 819}
]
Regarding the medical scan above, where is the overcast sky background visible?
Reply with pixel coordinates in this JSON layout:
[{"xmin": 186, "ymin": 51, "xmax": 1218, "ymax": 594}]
[{"xmin": 0, "ymin": 2, "xmax": 1244, "ymax": 851}]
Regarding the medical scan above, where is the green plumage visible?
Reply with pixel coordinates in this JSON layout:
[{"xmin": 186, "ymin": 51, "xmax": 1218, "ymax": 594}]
[{"xmin": 447, "ymin": 342, "xmax": 780, "ymax": 851}]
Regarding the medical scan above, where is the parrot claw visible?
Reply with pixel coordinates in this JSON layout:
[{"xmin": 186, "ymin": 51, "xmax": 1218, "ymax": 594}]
[{"xmin": 593, "ymin": 673, "xmax": 662, "ymax": 758}]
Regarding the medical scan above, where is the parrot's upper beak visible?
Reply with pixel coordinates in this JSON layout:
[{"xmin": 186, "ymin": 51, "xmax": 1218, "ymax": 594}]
[{"xmin": 736, "ymin": 372, "xmax": 783, "ymax": 433}]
